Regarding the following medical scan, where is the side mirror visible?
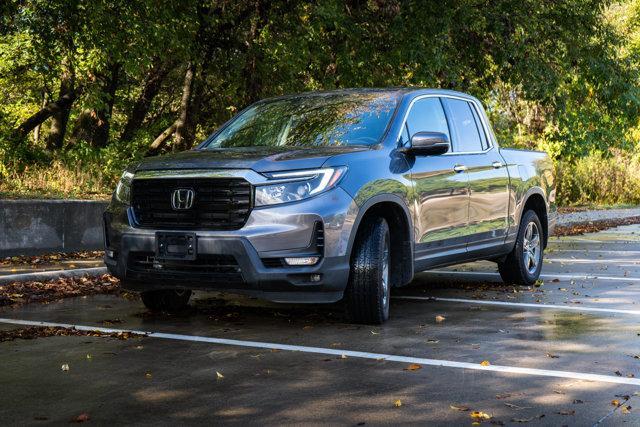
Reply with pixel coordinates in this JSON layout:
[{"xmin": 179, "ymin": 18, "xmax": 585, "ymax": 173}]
[{"xmin": 403, "ymin": 132, "xmax": 450, "ymax": 156}]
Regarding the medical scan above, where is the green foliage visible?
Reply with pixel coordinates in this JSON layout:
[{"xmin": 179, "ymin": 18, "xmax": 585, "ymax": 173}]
[{"xmin": 0, "ymin": 0, "xmax": 639, "ymax": 205}]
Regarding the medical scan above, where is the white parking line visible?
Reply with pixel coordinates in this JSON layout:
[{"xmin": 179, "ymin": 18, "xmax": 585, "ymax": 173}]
[
  {"xmin": 0, "ymin": 317, "xmax": 638, "ymax": 386},
  {"xmin": 394, "ymin": 296, "xmax": 640, "ymax": 316},
  {"xmin": 546, "ymin": 258, "xmax": 640, "ymax": 264},
  {"xmin": 549, "ymin": 249, "xmax": 640, "ymax": 255},
  {"xmin": 421, "ymin": 270, "xmax": 640, "ymax": 283}
]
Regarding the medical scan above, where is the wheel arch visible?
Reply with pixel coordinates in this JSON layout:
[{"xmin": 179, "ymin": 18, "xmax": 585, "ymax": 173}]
[
  {"xmin": 520, "ymin": 189, "xmax": 549, "ymax": 248},
  {"xmin": 347, "ymin": 194, "xmax": 414, "ymax": 287}
]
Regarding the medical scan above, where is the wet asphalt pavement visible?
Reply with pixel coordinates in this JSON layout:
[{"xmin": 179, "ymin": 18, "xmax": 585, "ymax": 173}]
[{"xmin": 2, "ymin": 226, "xmax": 640, "ymax": 425}]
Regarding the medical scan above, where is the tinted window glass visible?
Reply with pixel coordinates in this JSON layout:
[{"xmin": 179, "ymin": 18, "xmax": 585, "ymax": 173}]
[
  {"xmin": 444, "ymin": 99, "xmax": 483, "ymax": 152},
  {"xmin": 469, "ymin": 103, "xmax": 489, "ymax": 150},
  {"xmin": 399, "ymin": 97, "xmax": 449, "ymax": 146},
  {"xmin": 204, "ymin": 92, "xmax": 399, "ymax": 148}
]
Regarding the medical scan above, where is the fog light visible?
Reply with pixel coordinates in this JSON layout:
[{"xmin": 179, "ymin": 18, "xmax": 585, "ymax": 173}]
[
  {"xmin": 310, "ymin": 274, "xmax": 322, "ymax": 282},
  {"xmin": 106, "ymin": 250, "xmax": 115, "ymax": 259},
  {"xmin": 284, "ymin": 256, "xmax": 320, "ymax": 266}
]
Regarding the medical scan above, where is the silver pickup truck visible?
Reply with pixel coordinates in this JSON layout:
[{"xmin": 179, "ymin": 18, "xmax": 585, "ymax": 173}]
[{"xmin": 104, "ymin": 88, "xmax": 557, "ymax": 324}]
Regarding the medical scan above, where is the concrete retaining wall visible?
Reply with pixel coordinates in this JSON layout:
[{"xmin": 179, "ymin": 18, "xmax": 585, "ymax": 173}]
[{"xmin": 0, "ymin": 200, "xmax": 109, "ymax": 256}]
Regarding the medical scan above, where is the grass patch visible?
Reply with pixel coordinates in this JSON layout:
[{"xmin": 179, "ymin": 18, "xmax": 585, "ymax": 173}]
[{"xmin": 0, "ymin": 160, "xmax": 112, "ymax": 200}]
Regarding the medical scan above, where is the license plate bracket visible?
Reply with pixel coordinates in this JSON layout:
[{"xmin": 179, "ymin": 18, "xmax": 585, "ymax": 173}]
[{"xmin": 155, "ymin": 232, "xmax": 196, "ymax": 261}]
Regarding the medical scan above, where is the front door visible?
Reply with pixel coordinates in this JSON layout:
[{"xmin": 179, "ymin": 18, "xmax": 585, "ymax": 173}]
[{"xmin": 400, "ymin": 97, "xmax": 471, "ymax": 267}]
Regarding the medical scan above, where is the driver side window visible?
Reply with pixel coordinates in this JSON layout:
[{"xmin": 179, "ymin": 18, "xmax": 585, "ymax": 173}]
[{"xmin": 399, "ymin": 97, "xmax": 450, "ymax": 146}]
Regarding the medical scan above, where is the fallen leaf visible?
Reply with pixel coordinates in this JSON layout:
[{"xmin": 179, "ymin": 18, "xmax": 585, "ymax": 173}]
[
  {"xmin": 470, "ymin": 411, "xmax": 491, "ymax": 420},
  {"xmin": 622, "ymin": 405, "xmax": 632, "ymax": 414},
  {"xmin": 557, "ymin": 410, "xmax": 575, "ymax": 415},
  {"xmin": 546, "ymin": 353, "xmax": 559, "ymax": 358},
  {"xmin": 216, "ymin": 371, "xmax": 224, "ymax": 379},
  {"xmin": 340, "ymin": 354, "xmax": 347, "ymax": 359},
  {"xmin": 145, "ymin": 372, "xmax": 152, "ymax": 379},
  {"xmin": 435, "ymin": 315, "xmax": 446, "ymax": 323},
  {"xmin": 404, "ymin": 363, "xmax": 422, "ymax": 371},
  {"xmin": 511, "ymin": 415, "xmax": 545, "ymax": 423},
  {"xmin": 70, "ymin": 413, "xmax": 90, "ymax": 423},
  {"xmin": 394, "ymin": 399, "xmax": 402, "ymax": 408},
  {"xmin": 426, "ymin": 339, "xmax": 440, "ymax": 344},
  {"xmin": 61, "ymin": 363, "xmax": 69, "ymax": 371},
  {"xmin": 612, "ymin": 400, "xmax": 620, "ymax": 406},
  {"xmin": 504, "ymin": 403, "xmax": 530, "ymax": 410},
  {"xmin": 450, "ymin": 404, "xmax": 470, "ymax": 412},
  {"xmin": 480, "ymin": 360, "xmax": 491, "ymax": 366}
]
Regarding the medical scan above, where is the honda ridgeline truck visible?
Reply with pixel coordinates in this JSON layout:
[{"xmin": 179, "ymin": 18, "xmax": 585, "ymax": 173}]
[{"xmin": 104, "ymin": 88, "xmax": 557, "ymax": 324}]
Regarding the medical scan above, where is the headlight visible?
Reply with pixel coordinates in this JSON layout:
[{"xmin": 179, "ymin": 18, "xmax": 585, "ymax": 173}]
[
  {"xmin": 114, "ymin": 171, "xmax": 134, "ymax": 204},
  {"xmin": 255, "ymin": 167, "xmax": 347, "ymax": 206}
]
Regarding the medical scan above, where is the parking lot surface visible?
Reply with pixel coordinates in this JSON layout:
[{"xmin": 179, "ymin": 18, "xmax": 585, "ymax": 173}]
[{"xmin": 2, "ymin": 225, "xmax": 640, "ymax": 425}]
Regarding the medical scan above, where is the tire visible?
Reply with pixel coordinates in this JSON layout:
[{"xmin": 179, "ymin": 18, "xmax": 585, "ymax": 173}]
[
  {"xmin": 345, "ymin": 217, "xmax": 391, "ymax": 324},
  {"xmin": 498, "ymin": 210, "xmax": 544, "ymax": 286},
  {"xmin": 141, "ymin": 289, "xmax": 192, "ymax": 312}
]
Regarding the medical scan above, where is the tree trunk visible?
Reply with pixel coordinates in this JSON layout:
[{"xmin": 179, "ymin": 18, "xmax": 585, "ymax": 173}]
[
  {"xmin": 33, "ymin": 92, "xmax": 47, "ymax": 144},
  {"xmin": 243, "ymin": 0, "xmax": 268, "ymax": 104},
  {"xmin": 92, "ymin": 63, "xmax": 121, "ymax": 148},
  {"xmin": 173, "ymin": 62, "xmax": 195, "ymax": 151},
  {"xmin": 46, "ymin": 61, "xmax": 75, "ymax": 150},
  {"xmin": 120, "ymin": 59, "xmax": 171, "ymax": 142},
  {"xmin": 147, "ymin": 122, "xmax": 177, "ymax": 156},
  {"xmin": 13, "ymin": 88, "xmax": 82, "ymax": 140}
]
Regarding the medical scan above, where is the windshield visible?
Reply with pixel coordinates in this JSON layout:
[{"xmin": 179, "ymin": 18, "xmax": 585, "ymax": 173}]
[{"xmin": 203, "ymin": 92, "xmax": 399, "ymax": 148}]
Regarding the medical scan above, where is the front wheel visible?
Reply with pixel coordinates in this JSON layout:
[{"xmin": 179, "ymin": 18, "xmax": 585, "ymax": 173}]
[
  {"xmin": 498, "ymin": 210, "xmax": 544, "ymax": 286},
  {"xmin": 141, "ymin": 289, "xmax": 192, "ymax": 312},
  {"xmin": 345, "ymin": 217, "xmax": 391, "ymax": 324}
]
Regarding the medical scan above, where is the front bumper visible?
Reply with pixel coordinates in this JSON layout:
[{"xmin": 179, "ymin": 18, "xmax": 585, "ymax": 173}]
[{"xmin": 104, "ymin": 187, "xmax": 358, "ymax": 303}]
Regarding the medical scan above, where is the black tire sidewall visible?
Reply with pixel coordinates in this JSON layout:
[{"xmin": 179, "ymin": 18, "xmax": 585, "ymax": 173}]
[
  {"xmin": 516, "ymin": 211, "xmax": 543, "ymax": 283},
  {"xmin": 346, "ymin": 217, "xmax": 391, "ymax": 324}
]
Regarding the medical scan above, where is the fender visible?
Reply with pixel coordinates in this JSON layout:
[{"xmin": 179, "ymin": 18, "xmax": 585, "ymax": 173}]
[
  {"xmin": 506, "ymin": 186, "xmax": 549, "ymax": 249},
  {"xmin": 345, "ymin": 193, "xmax": 415, "ymax": 286}
]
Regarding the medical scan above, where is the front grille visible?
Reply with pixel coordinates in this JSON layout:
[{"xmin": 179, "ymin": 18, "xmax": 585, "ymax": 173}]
[
  {"xmin": 127, "ymin": 251, "xmax": 244, "ymax": 284},
  {"xmin": 131, "ymin": 177, "xmax": 252, "ymax": 230}
]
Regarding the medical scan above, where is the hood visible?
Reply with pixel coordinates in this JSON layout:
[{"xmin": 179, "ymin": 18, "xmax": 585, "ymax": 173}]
[{"xmin": 135, "ymin": 146, "xmax": 368, "ymax": 173}]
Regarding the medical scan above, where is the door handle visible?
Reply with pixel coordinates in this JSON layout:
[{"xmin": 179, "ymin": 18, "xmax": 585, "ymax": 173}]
[
  {"xmin": 492, "ymin": 161, "xmax": 504, "ymax": 169},
  {"xmin": 453, "ymin": 164, "xmax": 467, "ymax": 173}
]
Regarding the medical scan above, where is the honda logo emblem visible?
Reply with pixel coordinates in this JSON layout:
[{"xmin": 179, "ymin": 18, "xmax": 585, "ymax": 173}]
[{"xmin": 171, "ymin": 188, "xmax": 195, "ymax": 210}]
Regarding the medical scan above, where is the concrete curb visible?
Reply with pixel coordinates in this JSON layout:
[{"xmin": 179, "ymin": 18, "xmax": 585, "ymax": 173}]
[
  {"xmin": 0, "ymin": 267, "xmax": 108, "ymax": 285},
  {"xmin": 0, "ymin": 199, "xmax": 109, "ymax": 257},
  {"xmin": 557, "ymin": 207, "xmax": 640, "ymax": 226}
]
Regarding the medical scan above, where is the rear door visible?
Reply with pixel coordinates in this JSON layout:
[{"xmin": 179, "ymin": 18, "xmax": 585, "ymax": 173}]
[{"xmin": 441, "ymin": 97, "xmax": 510, "ymax": 252}]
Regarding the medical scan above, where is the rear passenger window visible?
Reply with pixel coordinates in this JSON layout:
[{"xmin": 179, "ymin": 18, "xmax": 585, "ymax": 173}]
[
  {"xmin": 469, "ymin": 103, "xmax": 490, "ymax": 150},
  {"xmin": 443, "ymin": 98, "xmax": 484, "ymax": 152},
  {"xmin": 399, "ymin": 97, "xmax": 450, "ymax": 146}
]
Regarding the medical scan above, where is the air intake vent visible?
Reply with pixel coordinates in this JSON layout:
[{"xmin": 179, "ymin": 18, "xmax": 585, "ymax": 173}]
[
  {"xmin": 261, "ymin": 258, "xmax": 285, "ymax": 268},
  {"xmin": 314, "ymin": 221, "xmax": 324, "ymax": 254}
]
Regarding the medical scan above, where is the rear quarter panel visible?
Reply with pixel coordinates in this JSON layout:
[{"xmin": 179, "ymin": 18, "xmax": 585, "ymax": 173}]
[{"xmin": 499, "ymin": 148, "xmax": 557, "ymax": 238}]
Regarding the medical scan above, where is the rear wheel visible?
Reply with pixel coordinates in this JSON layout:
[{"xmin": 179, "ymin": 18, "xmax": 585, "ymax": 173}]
[
  {"xmin": 141, "ymin": 289, "xmax": 192, "ymax": 312},
  {"xmin": 498, "ymin": 210, "xmax": 544, "ymax": 286},
  {"xmin": 345, "ymin": 217, "xmax": 391, "ymax": 324}
]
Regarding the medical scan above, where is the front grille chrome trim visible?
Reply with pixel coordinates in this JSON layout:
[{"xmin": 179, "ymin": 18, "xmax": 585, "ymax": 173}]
[{"xmin": 134, "ymin": 169, "xmax": 269, "ymax": 185}]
